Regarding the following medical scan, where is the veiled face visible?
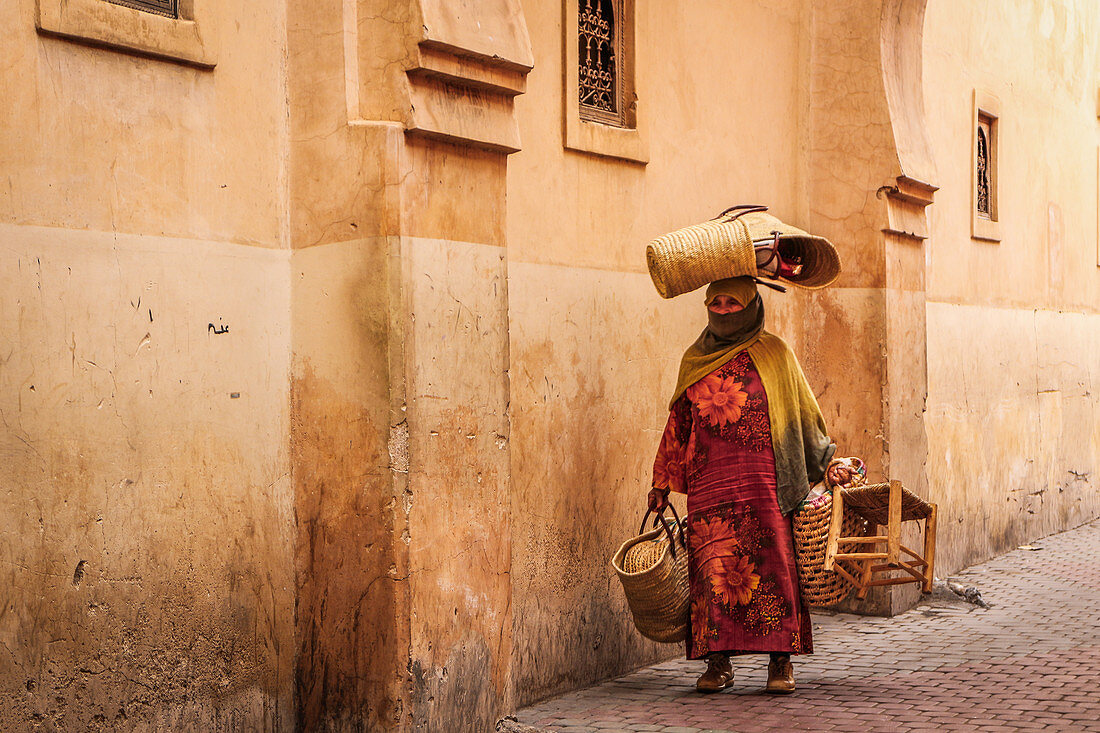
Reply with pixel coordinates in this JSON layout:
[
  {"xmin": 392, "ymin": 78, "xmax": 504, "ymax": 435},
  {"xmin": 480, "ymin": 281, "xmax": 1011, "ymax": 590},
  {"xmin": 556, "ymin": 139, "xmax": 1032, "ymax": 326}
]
[{"xmin": 707, "ymin": 294, "xmax": 744, "ymax": 315}]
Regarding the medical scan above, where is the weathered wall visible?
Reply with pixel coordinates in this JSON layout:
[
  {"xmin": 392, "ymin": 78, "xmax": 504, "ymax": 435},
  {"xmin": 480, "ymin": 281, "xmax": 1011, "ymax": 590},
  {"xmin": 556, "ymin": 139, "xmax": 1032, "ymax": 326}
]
[
  {"xmin": 0, "ymin": 0, "xmax": 295, "ymax": 729},
  {"xmin": 921, "ymin": 0, "xmax": 1100, "ymax": 573}
]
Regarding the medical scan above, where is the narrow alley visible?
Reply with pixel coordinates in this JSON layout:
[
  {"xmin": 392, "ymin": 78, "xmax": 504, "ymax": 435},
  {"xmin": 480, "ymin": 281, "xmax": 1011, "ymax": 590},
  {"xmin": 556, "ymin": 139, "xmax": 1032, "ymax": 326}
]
[{"xmin": 511, "ymin": 519, "xmax": 1100, "ymax": 732}]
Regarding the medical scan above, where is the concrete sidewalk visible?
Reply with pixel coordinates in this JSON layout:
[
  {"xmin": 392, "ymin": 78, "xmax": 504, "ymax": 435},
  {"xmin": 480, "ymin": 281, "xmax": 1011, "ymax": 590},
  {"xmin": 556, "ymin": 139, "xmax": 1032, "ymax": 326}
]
[{"xmin": 510, "ymin": 519, "xmax": 1100, "ymax": 732}]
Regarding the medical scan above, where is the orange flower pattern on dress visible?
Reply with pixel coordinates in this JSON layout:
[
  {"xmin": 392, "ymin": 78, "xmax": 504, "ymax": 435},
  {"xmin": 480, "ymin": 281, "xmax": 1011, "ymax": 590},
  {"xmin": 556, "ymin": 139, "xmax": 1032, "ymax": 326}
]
[
  {"xmin": 689, "ymin": 505, "xmax": 769, "ymax": 560},
  {"xmin": 652, "ymin": 443, "xmax": 685, "ymax": 493},
  {"xmin": 688, "ymin": 374, "xmax": 749, "ymax": 428},
  {"xmin": 690, "ymin": 594, "xmax": 713, "ymax": 656},
  {"xmin": 690, "ymin": 514, "xmax": 741, "ymax": 568},
  {"xmin": 734, "ymin": 578, "xmax": 791, "ymax": 636},
  {"xmin": 689, "ymin": 504, "xmax": 791, "ymax": 644},
  {"xmin": 709, "ymin": 555, "xmax": 760, "ymax": 606},
  {"xmin": 652, "ymin": 421, "xmax": 688, "ymax": 494}
]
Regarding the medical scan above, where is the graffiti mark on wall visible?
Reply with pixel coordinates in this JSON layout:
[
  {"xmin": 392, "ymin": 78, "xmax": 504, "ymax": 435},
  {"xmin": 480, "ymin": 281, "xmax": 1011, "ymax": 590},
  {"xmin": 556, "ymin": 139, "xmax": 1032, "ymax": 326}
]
[{"xmin": 208, "ymin": 320, "xmax": 230, "ymax": 335}]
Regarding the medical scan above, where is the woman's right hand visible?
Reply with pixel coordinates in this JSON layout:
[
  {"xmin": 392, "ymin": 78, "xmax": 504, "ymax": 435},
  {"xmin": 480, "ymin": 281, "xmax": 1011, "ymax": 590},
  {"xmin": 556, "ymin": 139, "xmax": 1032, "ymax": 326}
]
[
  {"xmin": 647, "ymin": 487, "xmax": 670, "ymax": 512},
  {"xmin": 826, "ymin": 462, "xmax": 851, "ymax": 487}
]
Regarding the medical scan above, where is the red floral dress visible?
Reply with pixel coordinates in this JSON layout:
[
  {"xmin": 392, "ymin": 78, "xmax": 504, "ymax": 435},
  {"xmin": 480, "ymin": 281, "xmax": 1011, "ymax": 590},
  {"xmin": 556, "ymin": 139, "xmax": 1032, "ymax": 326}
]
[{"xmin": 653, "ymin": 350, "xmax": 813, "ymax": 659}]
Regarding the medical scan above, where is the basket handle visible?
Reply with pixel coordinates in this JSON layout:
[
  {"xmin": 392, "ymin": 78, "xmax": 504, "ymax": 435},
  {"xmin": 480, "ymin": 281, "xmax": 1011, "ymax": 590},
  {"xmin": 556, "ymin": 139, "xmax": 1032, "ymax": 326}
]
[
  {"xmin": 714, "ymin": 204, "xmax": 769, "ymax": 220},
  {"xmin": 709, "ymin": 205, "xmax": 789, "ymax": 293},
  {"xmin": 638, "ymin": 503, "xmax": 687, "ymax": 558}
]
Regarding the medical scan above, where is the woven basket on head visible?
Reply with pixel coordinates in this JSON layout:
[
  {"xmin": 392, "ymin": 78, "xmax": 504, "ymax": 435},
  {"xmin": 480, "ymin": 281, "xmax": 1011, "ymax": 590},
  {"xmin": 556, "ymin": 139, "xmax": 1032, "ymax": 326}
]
[
  {"xmin": 611, "ymin": 507, "xmax": 690, "ymax": 643},
  {"xmin": 646, "ymin": 215, "xmax": 757, "ymax": 299},
  {"xmin": 646, "ymin": 206, "xmax": 841, "ymax": 298},
  {"xmin": 791, "ymin": 458, "xmax": 868, "ymax": 608}
]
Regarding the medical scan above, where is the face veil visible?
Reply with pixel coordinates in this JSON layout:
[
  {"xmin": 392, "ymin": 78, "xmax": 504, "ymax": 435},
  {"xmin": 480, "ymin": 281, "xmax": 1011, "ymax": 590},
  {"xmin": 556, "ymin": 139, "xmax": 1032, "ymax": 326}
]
[{"xmin": 700, "ymin": 277, "xmax": 764, "ymax": 351}]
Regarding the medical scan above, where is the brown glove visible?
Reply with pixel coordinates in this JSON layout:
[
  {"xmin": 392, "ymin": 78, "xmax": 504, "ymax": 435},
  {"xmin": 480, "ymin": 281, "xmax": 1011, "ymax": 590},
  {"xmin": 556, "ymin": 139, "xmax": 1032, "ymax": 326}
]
[{"xmin": 647, "ymin": 487, "xmax": 670, "ymax": 512}]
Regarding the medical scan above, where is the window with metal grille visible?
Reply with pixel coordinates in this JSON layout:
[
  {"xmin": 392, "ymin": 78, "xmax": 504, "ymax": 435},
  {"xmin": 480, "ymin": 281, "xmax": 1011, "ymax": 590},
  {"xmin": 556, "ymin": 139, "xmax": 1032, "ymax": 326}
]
[
  {"xmin": 107, "ymin": 0, "xmax": 179, "ymax": 19},
  {"xmin": 579, "ymin": 0, "xmax": 624, "ymax": 126},
  {"xmin": 976, "ymin": 121, "xmax": 991, "ymax": 218},
  {"xmin": 970, "ymin": 91, "xmax": 1001, "ymax": 241}
]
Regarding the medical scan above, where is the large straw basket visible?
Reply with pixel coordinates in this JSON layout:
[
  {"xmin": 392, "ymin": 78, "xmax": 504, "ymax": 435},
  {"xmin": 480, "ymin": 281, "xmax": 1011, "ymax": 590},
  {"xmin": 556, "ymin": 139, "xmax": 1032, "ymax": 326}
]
[
  {"xmin": 646, "ymin": 205, "xmax": 841, "ymax": 298},
  {"xmin": 612, "ymin": 506, "xmax": 690, "ymax": 643},
  {"xmin": 792, "ymin": 461, "xmax": 868, "ymax": 608}
]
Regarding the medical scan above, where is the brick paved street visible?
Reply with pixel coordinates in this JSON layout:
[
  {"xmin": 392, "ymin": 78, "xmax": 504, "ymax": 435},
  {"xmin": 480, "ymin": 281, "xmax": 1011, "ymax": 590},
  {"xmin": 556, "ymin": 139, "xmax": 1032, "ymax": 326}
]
[{"xmin": 511, "ymin": 519, "xmax": 1100, "ymax": 732}]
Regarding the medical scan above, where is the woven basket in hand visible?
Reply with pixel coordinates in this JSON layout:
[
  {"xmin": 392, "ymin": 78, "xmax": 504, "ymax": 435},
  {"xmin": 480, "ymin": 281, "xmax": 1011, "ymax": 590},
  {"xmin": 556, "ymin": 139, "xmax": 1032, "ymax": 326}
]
[
  {"xmin": 611, "ymin": 505, "xmax": 690, "ymax": 643},
  {"xmin": 792, "ymin": 458, "xmax": 868, "ymax": 608}
]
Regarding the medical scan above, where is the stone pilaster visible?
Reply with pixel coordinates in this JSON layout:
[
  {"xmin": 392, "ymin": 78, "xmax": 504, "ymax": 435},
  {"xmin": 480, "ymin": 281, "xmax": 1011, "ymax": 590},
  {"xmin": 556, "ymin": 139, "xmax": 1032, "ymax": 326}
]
[{"xmin": 287, "ymin": 1, "xmax": 531, "ymax": 728}]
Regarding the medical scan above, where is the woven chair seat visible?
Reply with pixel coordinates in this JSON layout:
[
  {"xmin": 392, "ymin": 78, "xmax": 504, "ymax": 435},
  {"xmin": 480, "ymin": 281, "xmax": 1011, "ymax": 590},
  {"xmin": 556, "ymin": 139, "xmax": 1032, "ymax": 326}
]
[{"xmin": 841, "ymin": 482, "xmax": 934, "ymax": 525}]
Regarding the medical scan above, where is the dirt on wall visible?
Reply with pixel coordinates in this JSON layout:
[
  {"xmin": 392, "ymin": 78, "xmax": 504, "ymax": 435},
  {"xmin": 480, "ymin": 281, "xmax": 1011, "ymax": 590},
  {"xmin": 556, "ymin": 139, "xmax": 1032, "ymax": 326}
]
[
  {"xmin": 291, "ymin": 363, "xmax": 408, "ymax": 732},
  {"xmin": 0, "ymin": 435, "xmax": 294, "ymax": 731}
]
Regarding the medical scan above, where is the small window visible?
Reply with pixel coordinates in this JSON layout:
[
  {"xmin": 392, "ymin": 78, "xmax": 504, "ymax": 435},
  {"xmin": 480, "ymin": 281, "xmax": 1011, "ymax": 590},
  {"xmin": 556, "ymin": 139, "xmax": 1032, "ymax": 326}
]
[
  {"xmin": 107, "ymin": 0, "xmax": 178, "ymax": 18},
  {"xmin": 578, "ymin": 0, "xmax": 622, "ymax": 125},
  {"xmin": 971, "ymin": 90, "xmax": 1001, "ymax": 242},
  {"xmin": 562, "ymin": 0, "xmax": 645, "ymax": 163}
]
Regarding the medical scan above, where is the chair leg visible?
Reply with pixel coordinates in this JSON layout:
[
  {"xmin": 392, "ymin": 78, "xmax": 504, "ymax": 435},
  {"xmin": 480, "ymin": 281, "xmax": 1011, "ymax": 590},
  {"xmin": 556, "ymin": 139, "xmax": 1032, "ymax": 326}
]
[
  {"xmin": 886, "ymin": 480, "xmax": 902, "ymax": 566},
  {"xmin": 855, "ymin": 528, "xmax": 876, "ymax": 600},
  {"xmin": 922, "ymin": 504, "xmax": 937, "ymax": 593}
]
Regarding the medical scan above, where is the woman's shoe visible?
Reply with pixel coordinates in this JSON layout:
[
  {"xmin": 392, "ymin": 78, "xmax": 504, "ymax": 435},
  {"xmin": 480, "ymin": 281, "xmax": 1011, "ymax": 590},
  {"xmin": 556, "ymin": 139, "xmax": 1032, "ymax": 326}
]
[
  {"xmin": 696, "ymin": 654, "xmax": 734, "ymax": 693},
  {"xmin": 766, "ymin": 655, "xmax": 795, "ymax": 694}
]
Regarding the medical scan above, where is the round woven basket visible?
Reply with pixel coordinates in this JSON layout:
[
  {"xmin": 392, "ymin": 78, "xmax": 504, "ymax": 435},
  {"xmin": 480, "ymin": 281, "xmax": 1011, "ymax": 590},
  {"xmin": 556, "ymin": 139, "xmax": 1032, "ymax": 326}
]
[
  {"xmin": 792, "ymin": 458, "xmax": 870, "ymax": 608},
  {"xmin": 738, "ymin": 211, "xmax": 840, "ymax": 290},
  {"xmin": 612, "ymin": 508, "xmax": 690, "ymax": 643},
  {"xmin": 792, "ymin": 491, "xmax": 865, "ymax": 608}
]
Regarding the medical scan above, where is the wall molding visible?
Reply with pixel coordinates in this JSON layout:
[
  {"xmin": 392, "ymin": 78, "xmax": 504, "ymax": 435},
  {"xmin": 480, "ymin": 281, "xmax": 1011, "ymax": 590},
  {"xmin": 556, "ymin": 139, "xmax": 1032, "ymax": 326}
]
[
  {"xmin": 404, "ymin": 0, "xmax": 534, "ymax": 153},
  {"xmin": 879, "ymin": 0, "xmax": 937, "ymax": 242}
]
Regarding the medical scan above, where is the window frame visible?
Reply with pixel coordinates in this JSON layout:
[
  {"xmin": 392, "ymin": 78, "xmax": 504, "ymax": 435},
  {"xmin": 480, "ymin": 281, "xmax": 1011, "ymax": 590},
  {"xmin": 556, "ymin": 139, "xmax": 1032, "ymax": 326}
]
[
  {"xmin": 36, "ymin": 0, "xmax": 216, "ymax": 69},
  {"xmin": 578, "ymin": 0, "xmax": 625, "ymax": 126},
  {"xmin": 971, "ymin": 90, "xmax": 1002, "ymax": 242},
  {"xmin": 562, "ymin": 0, "xmax": 646, "ymax": 164}
]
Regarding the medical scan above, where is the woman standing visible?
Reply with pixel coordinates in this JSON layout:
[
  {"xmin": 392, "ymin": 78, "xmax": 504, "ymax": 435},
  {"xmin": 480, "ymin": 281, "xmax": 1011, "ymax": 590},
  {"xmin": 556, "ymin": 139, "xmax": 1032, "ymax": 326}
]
[{"xmin": 648, "ymin": 277, "xmax": 835, "ymax": 694}]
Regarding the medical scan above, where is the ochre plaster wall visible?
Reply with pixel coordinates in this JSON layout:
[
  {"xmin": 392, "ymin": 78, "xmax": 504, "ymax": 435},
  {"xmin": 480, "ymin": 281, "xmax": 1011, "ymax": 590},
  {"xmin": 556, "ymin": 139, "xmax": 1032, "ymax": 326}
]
[
  {"xmin": 921, "ymin": 0, "xmax": 1100, "ymax": 573},
  {"xmin": 0, "ymin": 0, "xmax": 295, "ymax": 728},
  {"xmin": 6, "ymin": 0, "xmax": 1098, "ymax": 729}
]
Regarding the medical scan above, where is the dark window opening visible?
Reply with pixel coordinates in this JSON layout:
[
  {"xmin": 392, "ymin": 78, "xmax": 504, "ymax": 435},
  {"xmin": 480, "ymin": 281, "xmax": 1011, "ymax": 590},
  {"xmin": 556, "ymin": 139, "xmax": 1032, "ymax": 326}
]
[
  {"xmin": 579, "ymin": 0, "xmax": 623, "ymax": 125},
  {"xmin": 976, "ymin": 121, "xmax": 991, "ymax": 218},
  {"xmin": 107, "ymin": 0, "xmax": 179, "ymax": 19}
]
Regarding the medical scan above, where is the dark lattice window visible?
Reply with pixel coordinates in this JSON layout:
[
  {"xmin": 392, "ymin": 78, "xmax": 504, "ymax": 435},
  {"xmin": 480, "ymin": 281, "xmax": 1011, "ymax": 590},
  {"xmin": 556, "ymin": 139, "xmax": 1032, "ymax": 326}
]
[
  {"xmin": 976, "ymin": 120, "xmax": 991, "ymax": 218},
  {"xmin": 579, "ymin": 0, "xmax": 623, "ymax": 125},
  {"xmin": 108, "ymin": 0, "xmax": 179, "ymax": 19}
]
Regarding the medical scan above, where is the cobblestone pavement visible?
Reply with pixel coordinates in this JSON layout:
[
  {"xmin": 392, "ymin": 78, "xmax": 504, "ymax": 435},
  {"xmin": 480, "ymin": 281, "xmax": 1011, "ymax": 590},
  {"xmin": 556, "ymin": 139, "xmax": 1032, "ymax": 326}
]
[{"xmin": 513, "ymin": 519, "xmax": 1100, "ymax": 732}]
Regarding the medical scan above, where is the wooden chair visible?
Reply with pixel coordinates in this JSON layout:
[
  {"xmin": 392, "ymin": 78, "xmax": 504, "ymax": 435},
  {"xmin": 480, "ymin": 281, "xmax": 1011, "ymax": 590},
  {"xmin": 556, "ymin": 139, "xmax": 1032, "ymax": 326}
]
[{"xmin": 823, "ymin": 480, "xmax": 937, "ymax": 599}]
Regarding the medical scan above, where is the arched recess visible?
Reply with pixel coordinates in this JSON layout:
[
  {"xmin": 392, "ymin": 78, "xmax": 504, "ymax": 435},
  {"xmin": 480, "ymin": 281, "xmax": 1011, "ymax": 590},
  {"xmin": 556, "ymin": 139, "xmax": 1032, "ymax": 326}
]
[{"xmin": 880, "ymin": 0, "xmax": 938, "ymax": 241}]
